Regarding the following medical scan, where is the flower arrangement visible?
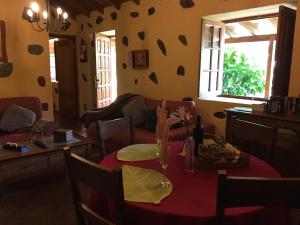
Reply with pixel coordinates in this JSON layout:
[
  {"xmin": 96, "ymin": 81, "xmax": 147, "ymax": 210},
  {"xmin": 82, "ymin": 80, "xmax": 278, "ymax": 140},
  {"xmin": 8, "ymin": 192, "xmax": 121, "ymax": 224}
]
[{"xmin": 168, "ymin": 106, "xmax": 193, "ymax": 137}]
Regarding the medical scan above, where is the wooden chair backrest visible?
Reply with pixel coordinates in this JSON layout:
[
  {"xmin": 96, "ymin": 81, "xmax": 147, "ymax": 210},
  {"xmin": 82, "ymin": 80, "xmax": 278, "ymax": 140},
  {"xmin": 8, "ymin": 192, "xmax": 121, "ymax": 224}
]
[
  {"xmin": 216, "ymin": 170, "xmax": 300, "ymax": 225},
  {"xmin": 96, "ymin": 117, "xmax": 135, "ymax": 158},
  {"xmin": 64, "ymin": 150, "xmax": 124, "ymax": 225}
]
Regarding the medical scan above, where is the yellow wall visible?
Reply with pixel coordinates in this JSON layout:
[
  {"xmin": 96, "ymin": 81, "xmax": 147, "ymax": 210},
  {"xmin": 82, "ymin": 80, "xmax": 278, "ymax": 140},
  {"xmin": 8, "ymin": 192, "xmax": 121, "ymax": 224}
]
[
  {"xmin": 76, "ymin": 0, "xmax": 299, "ymax": 135},
  {"xmin": 0, "ymin": 0, "xmax": 53, "ymax": 119}
]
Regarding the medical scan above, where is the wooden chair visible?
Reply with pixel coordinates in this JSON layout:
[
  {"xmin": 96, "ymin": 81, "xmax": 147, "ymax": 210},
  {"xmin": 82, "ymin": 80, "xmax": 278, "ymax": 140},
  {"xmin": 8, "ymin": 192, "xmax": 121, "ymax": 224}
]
[
  {"xmin": 96, "ymin": 116, "xmax": 135, "ymax": 159},
  {"xmin": 216, "ymin": 170, "xmax": 300, "ymax": 225},
  {"xmin": 64, "ymin": 149, "xmax": 125, "ymax": 225},
  {"xmin": 230, "ymin": 117, "xmax": 277, "ymax": 161}
]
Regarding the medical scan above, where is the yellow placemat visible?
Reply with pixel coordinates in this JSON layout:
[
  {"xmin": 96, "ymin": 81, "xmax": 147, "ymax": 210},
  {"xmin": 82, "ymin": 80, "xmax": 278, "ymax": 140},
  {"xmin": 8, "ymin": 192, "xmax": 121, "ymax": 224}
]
[
  {"xmin": 122, "ymin": 165, "xmax": 173, "ymax": 204},
  {"xmin": 117, "ymin": 144, "xmax": 160, "ymax": 162}
]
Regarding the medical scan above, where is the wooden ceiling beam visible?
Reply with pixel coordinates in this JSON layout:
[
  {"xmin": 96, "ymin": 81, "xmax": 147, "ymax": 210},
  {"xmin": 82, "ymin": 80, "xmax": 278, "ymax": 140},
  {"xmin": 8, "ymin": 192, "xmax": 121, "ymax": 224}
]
[
  {"xmin": 49, "ymin": 1, "xmax": 77, "ymax": 20},
  {"xmin": 54, "ymin": 0, "xmax": 91, "ymax": 17},
  {"xmin": 108, "ymin": 0, "xmax": 122, "ymax": 10},
  {"xmin": 132, "ymin": 0, "xmax": 140, "ymax": 5}
]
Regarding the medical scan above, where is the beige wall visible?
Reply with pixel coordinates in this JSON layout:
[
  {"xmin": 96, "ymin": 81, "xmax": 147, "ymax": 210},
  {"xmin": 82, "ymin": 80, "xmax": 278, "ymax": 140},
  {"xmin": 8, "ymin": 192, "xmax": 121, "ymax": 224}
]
[
  {"xmin": 0, "ymin": 0, "xmax": 53, "ymax": 119},
  {"xmin": 75, "ymin": 0, "xmax": 299, "ymax": 135}
]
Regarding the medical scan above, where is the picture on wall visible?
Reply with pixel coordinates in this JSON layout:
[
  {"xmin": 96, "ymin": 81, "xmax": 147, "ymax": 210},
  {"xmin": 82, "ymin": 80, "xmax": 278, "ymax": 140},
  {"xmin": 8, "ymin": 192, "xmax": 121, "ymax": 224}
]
[
  {"xmin": 132, "ymin": 49, "xmax": 149, "ymax": 69},
  {"xmin": 0, "ymin": 20, "xmax": 8, "ymax": 63}
]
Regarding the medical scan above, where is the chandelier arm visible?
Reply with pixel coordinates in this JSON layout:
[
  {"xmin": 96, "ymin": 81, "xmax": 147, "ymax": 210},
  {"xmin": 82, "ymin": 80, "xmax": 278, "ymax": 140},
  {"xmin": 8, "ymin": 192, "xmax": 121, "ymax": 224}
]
[
  {"xmin": 30, "ymin": 22, "xmax": 43, "ymax": 32},
  {"xmin": 35, "ymin": 21, "xmax": 46, "ymax": 32}
]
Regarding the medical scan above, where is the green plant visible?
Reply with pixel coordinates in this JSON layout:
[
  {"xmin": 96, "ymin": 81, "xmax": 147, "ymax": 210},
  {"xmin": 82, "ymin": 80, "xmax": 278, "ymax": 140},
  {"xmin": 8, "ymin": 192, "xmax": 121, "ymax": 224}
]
[{"xmin": 222, "ymin": 49, "xmax": 265, "ymax": 96}]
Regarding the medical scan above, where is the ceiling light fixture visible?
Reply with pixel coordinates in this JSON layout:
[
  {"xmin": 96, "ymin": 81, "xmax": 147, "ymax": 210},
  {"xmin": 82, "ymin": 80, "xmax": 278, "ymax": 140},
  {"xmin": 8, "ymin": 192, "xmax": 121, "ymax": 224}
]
[{"xmin": 22, "ymin": 1, "xmax": 70, "ymax": 32}]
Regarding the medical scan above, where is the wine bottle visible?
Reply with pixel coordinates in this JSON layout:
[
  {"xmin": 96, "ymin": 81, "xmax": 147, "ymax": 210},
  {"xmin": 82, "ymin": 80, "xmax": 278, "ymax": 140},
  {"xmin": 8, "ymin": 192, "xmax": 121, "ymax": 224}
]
[{"xmin": 193, "ymin": 115, "xmax": 204, "ymax": 156}]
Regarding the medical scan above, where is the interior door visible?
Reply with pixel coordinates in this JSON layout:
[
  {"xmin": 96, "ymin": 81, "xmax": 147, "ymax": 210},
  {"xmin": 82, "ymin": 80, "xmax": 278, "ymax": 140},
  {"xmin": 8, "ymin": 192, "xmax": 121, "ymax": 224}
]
[
  {"xmin": 95, "ymin": 34, "xmax": 112, "ymax": 108},
  {"xmin": 271, "ymin": 6, "xmax": 296, "ymax": 97},
  {"xmin": 54, "ymin": 39, "xmax": 78, "ymax": 119}
]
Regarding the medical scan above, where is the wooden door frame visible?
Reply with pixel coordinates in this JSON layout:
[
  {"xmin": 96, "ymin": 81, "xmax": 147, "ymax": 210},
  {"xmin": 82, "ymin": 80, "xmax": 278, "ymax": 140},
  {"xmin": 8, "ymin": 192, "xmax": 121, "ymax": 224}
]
[{"xmin": 49, "ymin": 33, "xmax": 80, "ymax": 119}]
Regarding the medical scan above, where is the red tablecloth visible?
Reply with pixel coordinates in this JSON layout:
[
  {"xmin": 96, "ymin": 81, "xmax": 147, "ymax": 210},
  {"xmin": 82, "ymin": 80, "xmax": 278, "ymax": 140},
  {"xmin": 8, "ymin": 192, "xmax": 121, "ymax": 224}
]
[{"xmin": 89, "ymin": 141, "xmax": 289, "ymax": 225}]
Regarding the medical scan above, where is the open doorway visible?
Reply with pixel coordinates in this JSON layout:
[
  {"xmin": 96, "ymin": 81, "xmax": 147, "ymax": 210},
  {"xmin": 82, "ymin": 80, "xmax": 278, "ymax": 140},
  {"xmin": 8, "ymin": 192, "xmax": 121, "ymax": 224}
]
[
  {"xmin": 94, "ymin": 30, "xmax": 117, "ymax": 108},
  {"xmin": 49, "ymin": 34, "xmax": 79, "ymax": 120}
]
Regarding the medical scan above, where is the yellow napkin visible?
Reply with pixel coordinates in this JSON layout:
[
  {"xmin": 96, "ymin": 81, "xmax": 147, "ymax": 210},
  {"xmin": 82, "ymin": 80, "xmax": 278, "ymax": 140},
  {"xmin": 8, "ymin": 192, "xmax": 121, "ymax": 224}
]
[
  {"xmin": 122, "ymin": 165, "xmax": 173, "ymax": 204},
  {"xmin": 117, "ymin": 144, "xmax": 160, "ymax": 161}
]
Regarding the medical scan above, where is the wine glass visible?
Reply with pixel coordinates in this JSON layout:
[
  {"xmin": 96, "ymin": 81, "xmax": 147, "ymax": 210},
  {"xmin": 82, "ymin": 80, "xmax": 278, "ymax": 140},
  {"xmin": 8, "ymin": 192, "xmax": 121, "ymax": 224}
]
[{"xmin": 159, "ymin": 146, "xmax": 170, "ymax": 188}]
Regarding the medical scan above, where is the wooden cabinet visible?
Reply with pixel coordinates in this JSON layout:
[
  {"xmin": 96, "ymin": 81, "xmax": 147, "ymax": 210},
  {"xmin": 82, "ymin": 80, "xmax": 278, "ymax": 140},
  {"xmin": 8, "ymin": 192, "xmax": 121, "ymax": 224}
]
[{"xmin": 225, "ymin": 108, "xmax": 300, "ymax": 176}]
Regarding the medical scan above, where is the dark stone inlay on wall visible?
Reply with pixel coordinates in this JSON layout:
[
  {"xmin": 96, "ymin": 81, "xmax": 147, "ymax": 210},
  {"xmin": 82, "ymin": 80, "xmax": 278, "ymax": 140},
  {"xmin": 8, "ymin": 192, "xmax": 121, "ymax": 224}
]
[
  {"xmin": 96, "ymin": 16, "xmax": 103, "ymax": 24},
  {"xmin": 28, "ymin": 45, "xmax": 44, "ymax": 55},
  {"xmin": 41, "ymin": 103, "xmax": 49, "ymax": 111},
  {"xmin": 134, "ymin": 78, "xmax": 138, "ymax": 85},
  {"xmin": 81, "ymin": 73, "xmax": 87, "ymax": 82},
  {"xmin": 84, "ymin": 104, "xmax": 87, "ymax": 111},
  {"xmin": 81, "ymin": 24, "xmax": 84, "ymax": 31},
  {"xmin": 148, "ymin": 7, "xmax": 155, "ymax": 15},
  {"xmin": 149, "ymin": 72, "xmax": 158, "ymax": 85},
  {"xmin": 177, "ymin": 66, "xmax": 185, "ymax": 76},
  {"xmin": 130, "ymin": 12, "xmax": 139, "ymax": 18},
  {"xmin": 122, "ymin": 36, "xmax": 129, "ymax": 47},
  {"xmin": 53, "ymin": 102, "xmax": 56, "ymax": 109},
  {"xmin": 122, "ymin": 63, "xmax": 127, "ymax": 69},
  {"xmin": 0, "ymin": 63, "xmax": 13, "ymax": 77},
  {"xmin": 180, "ymin": 0, "xmax": 195, "ymax": 8},
  {"xmin": 111, "ymin": 12, "xmax": 118, "ymax": 20},
  {"xmin": 178, "ymin": 35, "xmax": 188, "ymax": 46},
  {"xmin": 87, "ymin": 22, "xmax": 92, "ymax": 28},
  {"xmin": 55, "ymin": 88, "xmax": 58, "ymax": 94},
  {"xmin": 37, "ymin": 76, "xmax": 46, "ymax": 87},
  {"xmin": 137, "ymin": 31, "xmax": 145, "ymax": 40},
  {"xmin": 214, "ymin": 111, "xmax": 226, "ymax": 119},
  {"xmin": 157, "ymin": 39, "xmax": 167, "ymax": 56}
]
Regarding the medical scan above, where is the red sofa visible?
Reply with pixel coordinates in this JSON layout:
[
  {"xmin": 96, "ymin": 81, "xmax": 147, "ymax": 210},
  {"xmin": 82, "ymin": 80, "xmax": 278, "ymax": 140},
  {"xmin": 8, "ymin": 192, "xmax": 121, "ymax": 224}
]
[
  {"xmin": 0, "ymin": 97, "xmax": 57, "ymax": 144},
  {"xmin": 82, "ymin": 94, "xmax": 215, "ymax": 149}
]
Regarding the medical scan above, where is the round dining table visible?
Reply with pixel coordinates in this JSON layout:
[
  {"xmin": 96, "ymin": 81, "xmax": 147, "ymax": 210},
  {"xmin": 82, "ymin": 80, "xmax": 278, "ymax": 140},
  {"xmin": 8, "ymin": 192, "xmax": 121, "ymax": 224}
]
[{"xmin": 89, "ymin": 141, "xmax": 289, "ymax": 225}]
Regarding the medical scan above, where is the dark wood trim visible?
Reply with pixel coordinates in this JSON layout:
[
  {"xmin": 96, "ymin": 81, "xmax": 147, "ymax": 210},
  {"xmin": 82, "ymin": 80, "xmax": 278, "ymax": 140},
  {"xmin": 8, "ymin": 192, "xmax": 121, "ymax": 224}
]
[
  {"xmin": 218, "ymin": 94, "xmax": 266, "ymax": 101},
  {"xmin": 223, "ymin": 13, "xmax": 278, "ymax": 24},
  {"xmin": 49, "ymin": 33, "xmax": 80, "ymax": 119},
  {"xmin": 0, "ymin": 21, "xmax": 8, "ymax": 63},
  {"xmin": 225, "ymin": 34, "xmax": 276, "ymax": 44},
  {"xmin": 265, "ymin": 40, "xmax": 274, "ymax": 98}
]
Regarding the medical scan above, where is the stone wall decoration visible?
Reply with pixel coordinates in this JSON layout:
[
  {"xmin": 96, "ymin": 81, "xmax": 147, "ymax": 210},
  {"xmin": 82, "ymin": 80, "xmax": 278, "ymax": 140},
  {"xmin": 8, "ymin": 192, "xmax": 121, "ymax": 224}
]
[
  {"xmin": 157, "ymin": 39, "xmax": 167, "ymax": 56},
  {"xmin": 28, "ymin": 44, "xmax": 44, "ymax": 55},
  {"xmin": 122, "ymin": 36, "xmax": 129, "ymax": 47},
  {"xmin": 148, "ymin": 7, "xmax": 155, "ymax": 15},
  {"xmin": 111, "ymin": 12, "xmax": 118, "ymax": 20},
  {"xmin": 37, "ymin": 76, "xmax": 46, "ymax": 87},
  {"xmin": 130, "ymin": 12, "xmax": 139, "ymax": 18},
  {"xmin": 214, "ymin": 111, "xmax": 226, "ymax": 119},
  {"xmin": 137, "ymin": 31, "xmax": 145, "ymax": 40},
  {"xmin": 96, "ymin": 16, "xmax": 103, "ymax": 24},
  {"xmin": 87, "ymin": 22, "xmax": 92, "ymax": 28},
  {"xmin": 0, "ymin": 63, "xmax": 13, "ymax": 77},
  {"xmin": 149, "ymin": 72, "xmax": 158, "ymax": 84},
  {"xmin": 177, "ymin": 66, "xmax": 185, "ymax": 76},
  {"xmin": 0, "ymin": 21, "xmax": 8, "ymax": 63},
  {"xmin": 134, "ymin": 78, "xmax": 138, "ymax": 85},
  {"xmin": 178, "ymin": 35, "xmax": 188, "ymax": 46},
  {"xmin": 55, "ymin": 88, "xmax": 58, "ymax": 93},
  {"xmin": 122, "ymin": 63, "xmax": 127, "ymax": 69},
  {"xmin": 180, "ymin": 0, "xmax": 195, "ymax": 8},
  {"xmin": 132, "ymin": 50, "xmax": 149, "ymax": 69}
]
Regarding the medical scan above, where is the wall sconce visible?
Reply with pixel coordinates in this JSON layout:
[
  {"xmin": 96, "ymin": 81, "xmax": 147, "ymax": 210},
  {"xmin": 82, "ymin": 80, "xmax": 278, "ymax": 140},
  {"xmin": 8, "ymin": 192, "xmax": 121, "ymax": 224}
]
[{"xmin": 22, "ymin": 1, "xmax": 70, "ymax": 32}]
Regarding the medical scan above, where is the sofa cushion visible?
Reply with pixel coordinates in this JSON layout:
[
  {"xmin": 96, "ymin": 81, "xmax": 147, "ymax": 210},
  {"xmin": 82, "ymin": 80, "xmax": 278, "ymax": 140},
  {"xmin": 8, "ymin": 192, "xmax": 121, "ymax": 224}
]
[
  {"xmin": 0, "ymin": 104, "xmax": 36, "ymax": 133},
  {"xmin": 122, "ymin": 96, "xmax": 148, "ymax": 125},
  {"xmin": 143, "ymin": 109, "xmax": 157, "ymax": 132}
]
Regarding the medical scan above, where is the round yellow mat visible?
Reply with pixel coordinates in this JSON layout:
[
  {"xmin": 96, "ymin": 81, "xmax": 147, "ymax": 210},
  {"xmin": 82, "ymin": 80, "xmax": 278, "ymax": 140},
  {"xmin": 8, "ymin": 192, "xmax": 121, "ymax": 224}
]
[{"xmin": 117, "ymin": 144, "xmax": 160, "ymax": 162}]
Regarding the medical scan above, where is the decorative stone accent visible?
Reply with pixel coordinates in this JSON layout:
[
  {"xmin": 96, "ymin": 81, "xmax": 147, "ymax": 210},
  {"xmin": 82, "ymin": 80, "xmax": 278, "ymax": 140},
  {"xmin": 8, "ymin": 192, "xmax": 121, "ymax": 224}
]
[
  {"xmin": 157, "ymin": 39, "xmax": 167, "ymax": 56},
  {"xmin": 41, "ymin": 103, "xmax": 49, "ymax": 111},
  {"xmin": 111, "ymin": 12, "xmax": 118, "ymax": 20},
  {"xmin": 122, "ymin": 36, "xmax": 129, "ymax": 47},
  {"xmin": 28, "ymin": 45, "xmax": 44, "ymax": 55},
  {"xmin": 134, "ymin": 78, "xmax": 138, "ymax": 85},
  {"xmin": 214, "ymin": 112, "xmax": 226, "ymax": 119},
  {"xmin": 180, "ymin": 0, "xmax": 195, "ymax": 8},
  {"xmin": 96, "ymin": 16, "xmax": 103, "ymax": 24},
  {"xmin": 0, "ymin": 63, "xmax": 13, "ymax": 77},
  {"xmin": 149, "ymin": 72, "xmax": 158, "ymax": 85},
  {"xmin": 122, "ymin": 63, "xmax": 127, "ymax": 69},
  {"xmin": 81, "ymin": 73, "xmax": 87, "ymax": 82},
  {"xmin": 148, "ymin": 7, "xmax": 155, "ymax": 15},
  {"xmin": 37, "ymin": 76, "xmax": 46, "ymax": 87},
  {"xmin": 130, "ymin": 12, "xmax": 139, "ymax": 18},
  {"xmin": 177, "ymin": 66, "xmax": 185, "ymax": 76},
  {"xmin": 137, "ymin": 31, "xmax": 145, "ymax": 40},
  {"xmin": 54, "ymin": 88, "xmax": 58, "ymax": 93},
  {"xmin": 178, "ymin": 35, "xmax": 188, "ymax": 46},
  {"xmin": 87, "ymin": 22, "xmax": 92, "ymax": 28}
]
